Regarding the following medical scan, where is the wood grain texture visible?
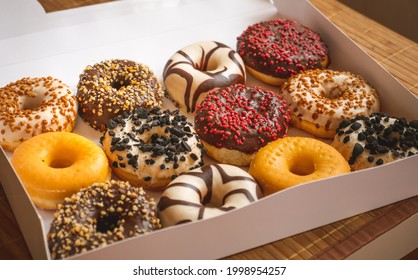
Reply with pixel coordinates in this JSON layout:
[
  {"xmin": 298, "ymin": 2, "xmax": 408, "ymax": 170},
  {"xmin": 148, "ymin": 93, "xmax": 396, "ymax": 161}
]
[
  {"xmin": 0, "ymin": 0, "xmax": 417, "ymax": 260},
  {"xmin": 37, "ymin": 0, "xmax": 115, "ymax": 12}
]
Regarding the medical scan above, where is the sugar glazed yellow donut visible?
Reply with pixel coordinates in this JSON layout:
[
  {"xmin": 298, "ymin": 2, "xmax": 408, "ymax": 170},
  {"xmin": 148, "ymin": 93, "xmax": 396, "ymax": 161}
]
[
  {"xmin": 281, "ymin": 69, "xmax": 380, "ymax": 138},
  {"xmin": 0, "ymin": 76, "xmax": 77, "ymax": 151},
  {"xmin": 249, "ymin": 137, "xmax": 350, "ymax": 195},
  {"xmin": 11, "ymin": 132, "xmax": 111, "ymax": 209}
]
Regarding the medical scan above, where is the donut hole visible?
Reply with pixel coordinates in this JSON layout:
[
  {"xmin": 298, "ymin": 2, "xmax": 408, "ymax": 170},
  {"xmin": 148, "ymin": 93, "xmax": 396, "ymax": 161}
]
[
  {"xmin": 20, "ymin": 95, "xmax": 45, "ymax": 111},
  {"xmin": 49, "ymin": 157, "xmax": 76, "ymax": 169},
  {"xmin": 96, "ymin": 213, "xmax": 121, "ymax": 233},
  {"xmin": 197, "ymin": 60, "xmax": 222, "ymax": 72},
  {"xmin": 111, "ymin": 79, "xmax": 131, "ymax": 91},
  {"xmin": 323, "ymin": 84, "xmax": 343, "ymax": 100},
  {"xmin": 288, "ymin": 156, "xmax": 315, "ymax": 176}
]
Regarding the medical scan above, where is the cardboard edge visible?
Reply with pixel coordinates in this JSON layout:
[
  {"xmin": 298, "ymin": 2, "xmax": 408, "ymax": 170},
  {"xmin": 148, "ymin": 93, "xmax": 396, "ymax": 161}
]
[
  {"xmin": 0, "ymin": 147, "xmax": 49, "ymax": 259},
  {"xmin": 69, "ymin": 155, "xmax": 418, "ymax": 260},
  {"xmin": 274, "ymin": 0, "xmax": 418, "ymax": 120}
]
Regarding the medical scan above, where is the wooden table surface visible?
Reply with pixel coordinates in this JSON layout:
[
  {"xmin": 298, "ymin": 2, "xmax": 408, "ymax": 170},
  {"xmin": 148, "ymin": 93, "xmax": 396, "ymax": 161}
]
[{"xmin": 1, "ymin": 0, "xmax": 417, "ymax": 260}]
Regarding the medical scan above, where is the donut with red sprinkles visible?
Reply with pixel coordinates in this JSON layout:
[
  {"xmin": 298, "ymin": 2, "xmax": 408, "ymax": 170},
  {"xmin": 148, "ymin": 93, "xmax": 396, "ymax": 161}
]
[
  {"xmin": 194, "ymin": 84, "xmax": 290, "ymax": 166},
  {"xmin": 237, "ymin": 18, "xmax": 329, "ymax": 85}
]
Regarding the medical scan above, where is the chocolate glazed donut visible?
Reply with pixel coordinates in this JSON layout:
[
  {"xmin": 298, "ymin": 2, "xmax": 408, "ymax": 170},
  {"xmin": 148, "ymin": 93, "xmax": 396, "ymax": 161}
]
[
  {"xmin": 77, "ymin": 59, "xmax": 164, "ymax": 131},
  {"xmin": 163, "ymin": 41, "xmax": 246, "ymax": 113},
  {"xmin": 157, "ymin": 164, "xmax": 262, "ymax": 227}
]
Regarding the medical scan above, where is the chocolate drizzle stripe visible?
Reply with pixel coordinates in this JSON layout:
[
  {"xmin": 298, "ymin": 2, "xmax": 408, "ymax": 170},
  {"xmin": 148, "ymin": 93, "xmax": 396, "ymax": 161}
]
[
  {"xmin": 198, "ymin": 206, "xmax": 205, "ymax": 220},
  {"xmin": 157, "ymin": 196, "xmax": 203, "ymax": 212},
  {"xmin": 175, "ymin": 219, "xmax": 193, "ymax": 225},
  {"xmin": 166, "ymin": 182, "xmax": 203, "ymax": 202},
  {"xmin": 186, "ymin": 165, "xmax": 214, "ymax": 205},
  {"xmin": 164, "ymin": 64, "xmax": 194, "ymax": 112},
  {"xmin": 219, "ymin": 206, "xmax": 236, "ymax": 212},
  {"xmin": 213, "ymin": 164, "xmax": 256, "ymax": 184},
  {"xmin": 163, "ymin": 41, "xmax": 245, "ymax": 112},
  {"xmin": 228, "ymin": 49, "xmax": 245, "ymax": 78},
  {"xmin": 222, "ymin": 189, "xmax": 256, "ymax": 205}
]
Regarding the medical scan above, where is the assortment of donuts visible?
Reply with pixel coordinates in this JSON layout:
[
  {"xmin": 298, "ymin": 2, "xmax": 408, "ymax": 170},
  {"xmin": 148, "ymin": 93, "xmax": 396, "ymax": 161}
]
[{"xmin": 1, "ymin": 16, "xmax": 417, "ymax": 259}]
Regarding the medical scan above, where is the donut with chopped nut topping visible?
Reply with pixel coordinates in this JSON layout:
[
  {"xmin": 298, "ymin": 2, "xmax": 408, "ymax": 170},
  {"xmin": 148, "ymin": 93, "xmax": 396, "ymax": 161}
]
[
  {"xmin": 194, "ymin": 84, "xmax": 290, "ymax": 166},
  {"xmin": 101, "ymin": 108, "xmax": 205, "ymax": 191},
  {"xmin": 237, "ymin": 18, "xmax": 329, "ymax": 85},
  {"xmin": 0, "ymin": 76, "xmax": 77, "ymax": 151},
  {"xmin": 77, "ymin": 59, "xmax": 164, "ymax": 131},
  {"xmin": 332, "ymin": 113, "xmax": 418, "ymax": 170},
  {"xmin": 47, "ymin": 180, "xmax": 161, "ymax": 259},
  {"xmin": 281, "ymin": 69, "xmax": 380, "ymax": 138}
]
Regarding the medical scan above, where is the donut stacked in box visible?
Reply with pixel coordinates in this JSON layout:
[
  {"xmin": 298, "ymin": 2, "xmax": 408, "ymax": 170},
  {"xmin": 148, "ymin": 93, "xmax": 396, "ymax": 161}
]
[{"xmin": 1, "ymin": 16, "xmax": 416, "ymax": 259}]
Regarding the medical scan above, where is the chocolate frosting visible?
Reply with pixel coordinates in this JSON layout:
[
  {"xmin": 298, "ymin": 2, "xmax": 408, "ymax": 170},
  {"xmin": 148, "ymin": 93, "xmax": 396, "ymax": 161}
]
[
  {"xmin": 77, "ymin": 59, "xmax": 163, "ymax": 131},
  {"xmin": 194, "ymin": 84, "xmax": 291, "ymax": 154},
  {"xmin": 47, "ymin": 180, "xmax": 161, "ymax": 259},
  {"xmin": 237, "ymin": 18, "xmax": 329, "ymax": 78}
]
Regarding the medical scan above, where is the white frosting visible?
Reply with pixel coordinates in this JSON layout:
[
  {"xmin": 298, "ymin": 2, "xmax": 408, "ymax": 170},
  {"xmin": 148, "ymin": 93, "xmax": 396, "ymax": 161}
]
[
  {"xmin": 281, "ymin": 69, "xmax": 380, "ymax": 132},
  {"xmin": 157, "ymin": 164, "xmax": 261, "ymax": 227},
  {"xmin": 163, "ymin": 41, "xmax": 246, "ymax": 113},
  {"xmin": 0, "ymin": 77, "xmax": 77, "ymax": 150},
  {"xmin": 102, "ymin": 109, "xmax": 204, "ymax": 188}
]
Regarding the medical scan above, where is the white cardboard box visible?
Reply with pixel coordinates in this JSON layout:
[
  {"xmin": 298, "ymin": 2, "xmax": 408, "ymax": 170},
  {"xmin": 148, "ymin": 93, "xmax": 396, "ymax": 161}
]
[{"xmin": 0, "ymin": 0, "xmax": 417, "ymax": 259}]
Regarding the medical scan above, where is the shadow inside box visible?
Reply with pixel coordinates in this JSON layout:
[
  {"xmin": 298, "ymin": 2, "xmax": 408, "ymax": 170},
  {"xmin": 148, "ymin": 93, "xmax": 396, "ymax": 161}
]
[{"xmin": 338, "ymin": 0, "xmax": 418, "ymax": 43}]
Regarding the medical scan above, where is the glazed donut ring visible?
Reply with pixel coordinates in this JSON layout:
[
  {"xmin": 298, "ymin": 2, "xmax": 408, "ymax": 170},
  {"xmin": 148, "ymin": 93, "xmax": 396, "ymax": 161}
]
[
  {"xmin": 11, "ymin": 132, "xmax": 111, "ymax": 210},
  {"xmin": 77, "ymin": 59, "xmax": 164, "ymax": 131},
  {"xmin": 281, "ymin": 69, "xmax": 380, "ymax": 138},
  {"xmin": 157, "ymin": 164, "xmax": 262, "ymax": 227},
  {"xmin": 0, "ymin": 76, "xmax": 77, "ymax": 151},
  {"xmin": 163, "ymin": 41, "xmax": 246, "ymax": 113},
  {"xmin": 47, "ymin": 180, "xmax": 161, "ymax": 259},
  {"xmin": 194, "ymin": 84, "xmax": 290, "ymax": 166},
  {"xmin": 237, "ymin": 18, "xmax": 329, "ymax": 85},
  {"xmin": 332, "ymin": 113, "xmax": 418, "ymax": 170},
  {"xmin": 101, "ymin": 108, "xmax": 205, "ymax": 191},
  {"xmin": 249, "ymin": 137, "xmax": 350, "ymax": 195}
]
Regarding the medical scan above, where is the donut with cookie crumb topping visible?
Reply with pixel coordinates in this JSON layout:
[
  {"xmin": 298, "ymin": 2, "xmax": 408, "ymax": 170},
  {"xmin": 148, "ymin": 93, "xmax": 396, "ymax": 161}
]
[
  {"xmin": 47, "ymin": 180, "xmax": 161, "ymax": 260},
  {"xmin": 332, "ymin": 113, "xmax": 418, "ymax": 170},
  {"xmin": 281, "ymin": 69, "xmax": 380, "ymax": 138},
  {"xmin": 0, "ymin": 76, "xmax": 77, "ymax": 151},
  {"xmin": 77, "ymin": 59, "xmax": 164, "ymax": 131},
  {"xmin": 101, "ymin": 108, "xmax": 205, "ymax": 191}
]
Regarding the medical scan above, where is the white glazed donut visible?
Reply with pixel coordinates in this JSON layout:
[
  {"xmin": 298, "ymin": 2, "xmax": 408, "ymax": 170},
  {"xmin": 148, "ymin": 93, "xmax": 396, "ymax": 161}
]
[
  {"xmin": 281, "ymin": 69, "xmax": 380, "ymax": 138},
  {"xmin": 163, "ymin": 41, "xmax": 246, "ymax": 113},
  {"xmin": 0, "ymin": 76, "xmax": 77, "ymax": 151},
  {"xmin": 101, "ymin": 107, "xmax": 205, "ymax": 191},
  {"xmin": 157, "ymin": 164, "xmax": 262, "ymax": 227}
]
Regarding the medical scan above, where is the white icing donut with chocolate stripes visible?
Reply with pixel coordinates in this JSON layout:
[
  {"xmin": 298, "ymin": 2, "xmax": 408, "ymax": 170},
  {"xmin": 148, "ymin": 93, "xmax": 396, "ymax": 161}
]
[
  {"xmin": 163, "ymin": 41, "xmax": 246, "ymax": 113},
  {"xmin": 157, "ymin": 164, "xmax": 262, "ymax": 227},
  {"xmin": 0, "ymin": 76, "xmax": 77, "ymax": 151}
]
